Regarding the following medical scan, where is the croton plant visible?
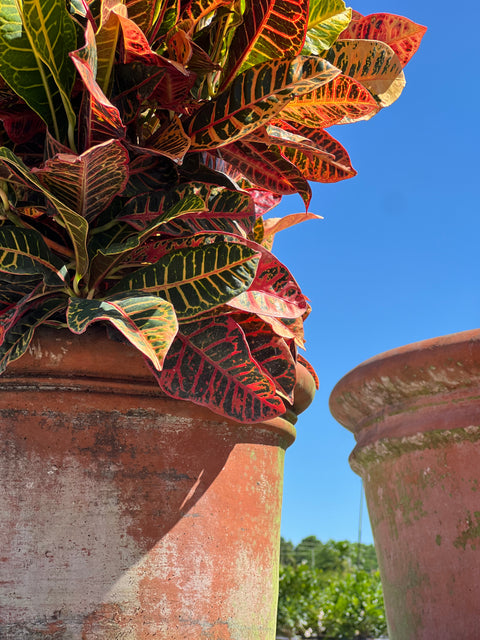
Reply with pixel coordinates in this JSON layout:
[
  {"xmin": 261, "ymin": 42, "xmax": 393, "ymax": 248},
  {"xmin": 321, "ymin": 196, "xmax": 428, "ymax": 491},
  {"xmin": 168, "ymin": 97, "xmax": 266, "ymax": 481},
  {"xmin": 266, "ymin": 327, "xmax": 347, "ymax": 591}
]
[{"xmin": 0, "ymin": 0, "xmax": 425, "ymax": 423}]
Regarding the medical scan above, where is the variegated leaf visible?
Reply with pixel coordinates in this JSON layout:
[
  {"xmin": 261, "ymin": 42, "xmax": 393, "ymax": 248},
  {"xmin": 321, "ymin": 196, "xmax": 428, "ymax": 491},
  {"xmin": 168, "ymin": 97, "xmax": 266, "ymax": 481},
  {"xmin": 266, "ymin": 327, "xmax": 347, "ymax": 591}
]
[
  {"xmin": 325, "ymin": 39, "xmax": 405, "ymax": 107},
  {"xmin": 70, "ymin": 22, "xmax": 126, "ymax": 148},
  {"xmin": 142, "ymin": 113, "xmax": 191, "ymax": 160},
  {"xmin": 235, "ymin": 314, "xmax": 296, "ymax": 402},
  {"xmin": 88, "ymin": 193, "xmax": 206, "ymax": 289},
  {"xmin": 228, "ymin": 246, "xmax": 307, "ymax": 319},
  {"xmin": 247, "ymin": 189, "xmax": 282, "ymax": 218},
  {"xmin": 340, "ymin": 12, "xmax": 427, "ymax": 67},
  {"xmin": 188, "ymin": 56, "xmax": 341, "ymax": 151},
  {"xmin": 152, "ymin": 315, "xmax": 285, "ymax": 423},
  {"xmin": 125, "ymin": 153, "xmax": 178, "ymax": 197},
  {"xmin": 123, "ymin": 182, "xmax": 255, "ymax": 236},
  {"xmin": 0, "ymin": 227, "xmax": 68, "ymax": 287},
  {"xmin": 115, "ymin": 10, "xmax": 194, "ymax": 111},
  {"xmin": 33, "ymin": 140, "xmax": 129, "ymax": 221},
  {"xmin": 148, "ymin": 0, "xmax": 178, "ymax": 41},
  {"xmin": 0, "ymin": 294, "xmax": 67, "ymax": 373},
  {"xmin": 0, "ymin": 147, "xmax": 89, "ymax": 286},
  {"xmin": 125, "ymin": 0, "xmax": 159, "ymax": 38},
  {"xmin": 95, "ymin": 0, "xmax": 125, "ymax": 95},
  {"xmin": 219, "ymin": 140, "xmax": 312, "ymax": 207},
  {"xmin": 0, "ymin": 0, "xmax": 76, "ymax": 141},
  {"xmin": 0, "ymin": 274, "xmax": 43, "ymax": 312},
  {"xmin": 110, "ymin": 240, "xmax": 259, "ymax": 318},
  {"xmin": 67, "ymin": 294, "xmax": 178, "ymax": 371},
  {"xmin": 258, "ymin": 312, "xmax": 306, "ymax": 348},
  {"xmin": 280, "ymin": 74, "xmax": 379, "ymax": 128},
  {"xmin": 220, "ymin": 0, "xmax": 309, "ymax": 88},
  {"xmin": 297, "ymin": 353, "xmax": 320, "ymax": 390},
  {"xmin": 302, "ymin": 0, "xmax": 351, "ymax": 55},
  {"xmin": 281, "ymin": 125, "xmax": 356, "ymax": 183},
  {"xmin": 263, "ymin": 212, "xmax": 322, "ymax": 241}
]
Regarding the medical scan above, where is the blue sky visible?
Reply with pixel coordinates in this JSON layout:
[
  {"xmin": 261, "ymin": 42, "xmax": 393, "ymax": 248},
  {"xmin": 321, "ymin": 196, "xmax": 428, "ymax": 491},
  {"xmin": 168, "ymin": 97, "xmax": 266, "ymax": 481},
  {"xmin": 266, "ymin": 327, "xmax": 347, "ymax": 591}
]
[{"xmin": 274, "ymin": 0, "xmax": 479, "ymax": 545}]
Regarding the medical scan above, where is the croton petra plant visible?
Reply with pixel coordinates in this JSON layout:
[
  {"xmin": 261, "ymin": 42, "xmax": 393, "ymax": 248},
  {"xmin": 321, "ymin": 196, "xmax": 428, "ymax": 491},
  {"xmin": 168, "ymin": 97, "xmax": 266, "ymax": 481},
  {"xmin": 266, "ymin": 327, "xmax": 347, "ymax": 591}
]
[{"xmin": 0, "ymin": 0, "xmax": 425, "ymax": 423}]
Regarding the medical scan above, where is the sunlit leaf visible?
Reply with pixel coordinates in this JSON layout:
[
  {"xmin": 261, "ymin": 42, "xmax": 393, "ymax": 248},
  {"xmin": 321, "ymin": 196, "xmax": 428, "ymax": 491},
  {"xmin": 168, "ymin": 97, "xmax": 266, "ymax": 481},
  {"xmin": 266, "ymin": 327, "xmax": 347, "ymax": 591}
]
[
  {"xmin": 263, "ymin": 212, "xmax": 322, "ymax": 241},
  {"xmin": 67, "ymin": 294, "xmax": 178, "ymax": 370},
  {"xmin": 220, "ymin": 0, "xmax": 309, "ymax": 88},
  {"xmin": 280, "ymin": 74, "xmax": 379, "ymax": 128},
  {"xmin": 325, "ymin": 39, "xmax": 405, "ymax": 107},
  {"xmin": 151, "ymin": 315, "xmax": 285, "ymax": 423},
  {"xmin": 281, "ymin": 125, "xmax": 357, "ymax": 183},
  {"xmin": 340, "ymin": 12, "xmax": 427, "ymax": 67},
  {"xmin": 235, "ymin": 313, "xmax": 296, "ymax": 402},
  {"xmin": 219, "ymin": 140, "xmax": 312, "ymax": 207},
  {"xmin": 188, "ymin": 56, "xmax": 341, "ymax": 150},
  {"xmin": 302, "ymin": 0, "xmax": 351, "ymax": 55},
  {"xmin": 228, "ymin": 247, "xmax": 307, "ymax": 319},
  {"xmin": 0, "ymin": 0, "xmax": 76, "ymax": 141},
  {"xmin": 110, "ymin": 240, "xmax": 259, "ymax": 318}
]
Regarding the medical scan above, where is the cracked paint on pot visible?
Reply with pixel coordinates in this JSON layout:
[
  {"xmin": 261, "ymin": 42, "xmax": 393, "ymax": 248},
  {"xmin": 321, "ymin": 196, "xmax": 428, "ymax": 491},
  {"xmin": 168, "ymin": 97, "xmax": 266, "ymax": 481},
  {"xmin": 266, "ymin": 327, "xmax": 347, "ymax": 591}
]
[
  {"xmin": 0, "ymin": 326, "xmax": 314, "ymax": 639},
  {"xmin": 330, "ymin": 330, "xmax": 480, "ymax": 640}
]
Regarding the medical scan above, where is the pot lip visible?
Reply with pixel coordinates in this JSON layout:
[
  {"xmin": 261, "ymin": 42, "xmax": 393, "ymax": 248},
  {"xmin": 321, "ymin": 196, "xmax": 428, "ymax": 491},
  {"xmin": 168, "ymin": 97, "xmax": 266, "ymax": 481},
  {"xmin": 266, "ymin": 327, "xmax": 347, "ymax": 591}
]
[
  {"xmin": 329, "ymin": 328, "xmax": 480, "ymax": 434},
  {"xmin": 2, "ymin": 324, "xmax": 311, "ymax": 444}
]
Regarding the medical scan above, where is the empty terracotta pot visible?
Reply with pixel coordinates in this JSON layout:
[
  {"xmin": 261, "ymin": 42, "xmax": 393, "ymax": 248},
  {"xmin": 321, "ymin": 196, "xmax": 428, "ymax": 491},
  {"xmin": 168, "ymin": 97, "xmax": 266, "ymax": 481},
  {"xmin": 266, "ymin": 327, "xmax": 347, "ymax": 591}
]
[
  {"xmin": 329, "ymin": 330, "xmax": 480, "ymax": 640},
  {"xmin": 0, "ymin": 326, "xmax": 315, "ymax": 639}
]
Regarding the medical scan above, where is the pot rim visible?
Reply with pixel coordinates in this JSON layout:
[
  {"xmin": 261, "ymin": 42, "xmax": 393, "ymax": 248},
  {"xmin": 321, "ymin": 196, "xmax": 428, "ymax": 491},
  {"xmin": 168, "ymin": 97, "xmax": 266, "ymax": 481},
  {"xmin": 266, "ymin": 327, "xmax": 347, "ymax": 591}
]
[{"xmin": 329, "ymin": 329, "xmax": 480, "ymax": 439}]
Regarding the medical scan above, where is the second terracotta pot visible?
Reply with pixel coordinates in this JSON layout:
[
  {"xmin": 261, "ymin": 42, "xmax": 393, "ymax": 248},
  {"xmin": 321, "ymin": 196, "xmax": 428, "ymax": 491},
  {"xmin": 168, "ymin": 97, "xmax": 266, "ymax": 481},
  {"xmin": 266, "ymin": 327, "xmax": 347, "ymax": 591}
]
[{"xmin": 330, "ymin": 330, "xmax": 480, "ymax": 640}]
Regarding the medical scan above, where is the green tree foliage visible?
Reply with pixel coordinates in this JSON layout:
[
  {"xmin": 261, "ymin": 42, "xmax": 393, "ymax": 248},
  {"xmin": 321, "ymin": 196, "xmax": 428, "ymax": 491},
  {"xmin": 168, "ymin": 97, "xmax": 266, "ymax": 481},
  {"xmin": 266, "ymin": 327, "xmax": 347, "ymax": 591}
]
[
  {"xmin": 277, "ymin": 538, "xmax": 386, "ymax": 639},
  {"xmin": 280, "ymin": 536, "xmax": 379, "ymax": 574}
]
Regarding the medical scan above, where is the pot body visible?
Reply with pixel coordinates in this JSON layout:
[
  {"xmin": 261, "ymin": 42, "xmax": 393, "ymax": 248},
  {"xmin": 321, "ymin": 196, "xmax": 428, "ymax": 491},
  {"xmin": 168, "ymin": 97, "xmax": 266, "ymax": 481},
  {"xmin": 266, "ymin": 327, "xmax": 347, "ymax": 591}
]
[
  {"xmin": 329, "ymin": 330, "xmax": 480, "ymax": 640},
  {"xmin": 0, "ymin": 327, "xmax": 303, "ymax": 640}
]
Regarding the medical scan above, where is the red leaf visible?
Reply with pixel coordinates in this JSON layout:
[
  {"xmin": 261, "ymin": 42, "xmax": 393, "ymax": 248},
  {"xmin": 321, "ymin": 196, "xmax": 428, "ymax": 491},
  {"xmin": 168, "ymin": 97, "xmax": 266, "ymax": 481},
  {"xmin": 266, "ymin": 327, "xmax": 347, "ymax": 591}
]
[
  {"xmin": 70, "ymin": 23, "xmax": 126, "ymax": 148},
  {"xmin": 340, "ymin": 13, "xmax": 427, "ymax": 67},
  {"xmin": 153, "ymin": 315, "xmax": 285, "ymax": 423},
  {"xmin": 219, "ymin": 140, "xmax": 312, "ymax": 208}
]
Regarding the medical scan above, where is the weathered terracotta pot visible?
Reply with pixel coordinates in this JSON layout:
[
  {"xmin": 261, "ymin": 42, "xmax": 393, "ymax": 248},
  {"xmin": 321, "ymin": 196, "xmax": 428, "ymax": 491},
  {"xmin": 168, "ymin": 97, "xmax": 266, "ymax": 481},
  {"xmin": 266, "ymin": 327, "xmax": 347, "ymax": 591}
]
[
  {"xmin": 329, "ymin": 330, "xmax": 480, "ymax": 640},
  {"xmin": 0, "ymin": 326, "xmax": 315, "ymax": 639}
]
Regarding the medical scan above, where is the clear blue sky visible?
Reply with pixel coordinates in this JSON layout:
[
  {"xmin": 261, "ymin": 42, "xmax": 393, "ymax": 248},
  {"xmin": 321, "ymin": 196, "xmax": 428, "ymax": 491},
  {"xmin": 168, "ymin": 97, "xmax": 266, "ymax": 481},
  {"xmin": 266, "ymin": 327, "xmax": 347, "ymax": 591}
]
[{"xmin": 274, "ymin": 0, "xmax": 479, "ymax": 546}]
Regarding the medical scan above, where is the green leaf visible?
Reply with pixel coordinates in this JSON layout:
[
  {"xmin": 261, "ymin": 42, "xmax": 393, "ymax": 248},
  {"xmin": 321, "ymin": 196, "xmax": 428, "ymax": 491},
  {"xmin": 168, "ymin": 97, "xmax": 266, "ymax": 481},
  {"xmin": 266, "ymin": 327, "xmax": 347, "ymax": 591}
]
[
  {"xmin": 110, "ymin": 240, "xmax": 259, "ymax": 319},
  {"xmin": 0, "ymin": 147, "xmax": 89, "ymax": 286},
  {"xmin": 66, "ymin": 294, "xmax": 178, "ymax": 371},
  {"xmin": 0, "ymin": 227, "xmax": 68, "ymax": 286},
  {"xmin": 0, "ymin": 0, "xmax": 76, "ymax": 142},
  {"xmin": 88, "ymin": 193, "xmax": 206, "ymax": 289},
  {"xmin": 152, "ymin": 315, "xmax": 286, "ymax": 423},
  {"xmin": 302, "ymin": 0, "xmax": 351, "ymax": 55},
  {"xmin": 324, "ymin": 39, "xmax": 405, "ymax": 107},
  {"xmin": 34, "ymin": 139, "xmax": 129, "ymax": 221},
  {"xmin": 0, "ymin": 294, "xmax": 67, "ymax": 373},
  {"xmin": 188, "ymin": 56, "xmax": 340, "ymax": 150}
]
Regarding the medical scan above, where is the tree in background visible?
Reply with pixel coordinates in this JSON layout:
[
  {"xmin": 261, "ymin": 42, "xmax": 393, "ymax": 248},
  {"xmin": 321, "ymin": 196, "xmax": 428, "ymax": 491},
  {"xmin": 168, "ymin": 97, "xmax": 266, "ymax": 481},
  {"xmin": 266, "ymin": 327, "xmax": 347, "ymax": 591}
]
[{"xmin": 277, "ymin": 537, "xmax": 387, "ymax": 639}]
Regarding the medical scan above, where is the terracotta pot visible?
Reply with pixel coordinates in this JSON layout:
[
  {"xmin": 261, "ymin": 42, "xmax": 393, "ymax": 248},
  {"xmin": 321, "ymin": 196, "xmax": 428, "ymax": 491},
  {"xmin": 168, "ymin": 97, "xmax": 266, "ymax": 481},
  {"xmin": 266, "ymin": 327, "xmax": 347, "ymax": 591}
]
[
  {"xmin": 0, "ymin": 326, "xmax": 315, "ymax": 639},
  {"xmin": 329, "ymin": 330, "xmax": 480, "ymax": 640}
]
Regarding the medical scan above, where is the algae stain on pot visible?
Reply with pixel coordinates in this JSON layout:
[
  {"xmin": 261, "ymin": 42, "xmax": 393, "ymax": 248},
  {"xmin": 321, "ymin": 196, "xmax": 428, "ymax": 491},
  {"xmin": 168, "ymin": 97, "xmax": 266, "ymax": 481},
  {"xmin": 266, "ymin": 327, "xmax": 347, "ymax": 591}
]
[{"xmin": 453, "ymin": 511, "xmax": 480, "ymax": 550}]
